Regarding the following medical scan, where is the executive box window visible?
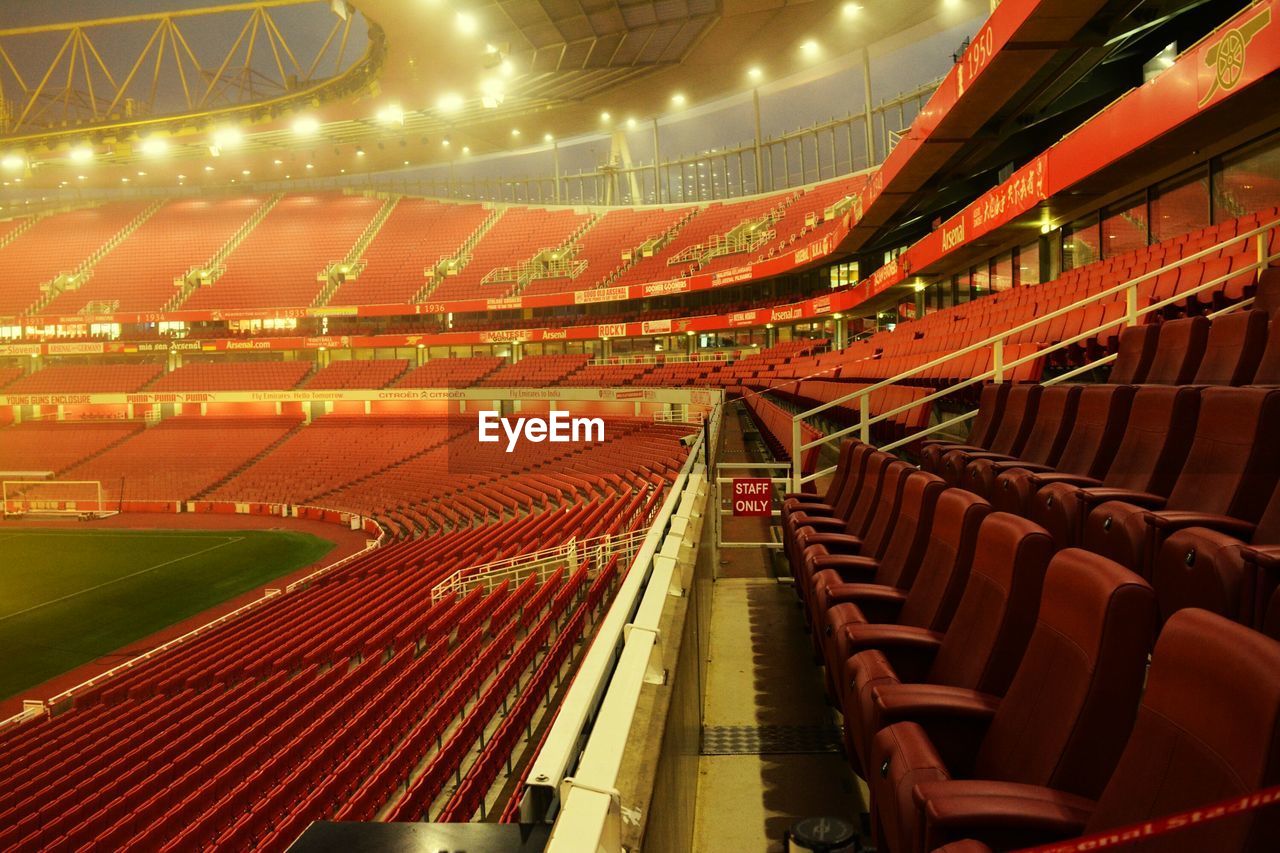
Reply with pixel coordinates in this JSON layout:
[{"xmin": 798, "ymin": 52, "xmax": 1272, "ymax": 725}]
[
  {"xmin": 1101, "ymin": 192, "xmax": 1149, "ymax": 258},
  {"xmin": 1063, "ymin": 213, "xmax": 1101, "ymax": 270},
  {"xmin": 1151, "ymin": 167, "xmax": 1210, "ymax": 242},
  {"xmin": 1214, "ymin": 132, "xmax": 1280, "ymax": 223}
]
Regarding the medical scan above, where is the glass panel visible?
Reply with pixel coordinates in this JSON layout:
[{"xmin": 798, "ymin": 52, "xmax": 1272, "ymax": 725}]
[
  {"xmin": 1063, "ymin": 214, "xmax": 1101, "ymax": 269},
  {"xmin": 1101, "ymin": 193, "xmax": 1148, "ymax": 258},
  {"xmin": 1151, "ymin": 168, "xmax": 1210, "ymax": 241},
  {"xmin": 1017, "ymin": 241, "xmax": 1041, "ymax": 286},
  {"xmin": 1214, "ymin": 133, "xmax": 1280, "ymax": 221}
]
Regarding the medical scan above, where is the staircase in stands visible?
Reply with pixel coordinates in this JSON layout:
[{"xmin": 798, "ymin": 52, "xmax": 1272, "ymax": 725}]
[
  {"xmin": 414, "ymin": 207, "xmax": 505, "ymax": 303},
  {"xmin": 0, "ymin": 213, "xmax": 39, "ymax": 253},
  {"xmin": 27, "ymin": 200, "xmax": 165, "ymax": 315},
  {"xmin": 503, "ymin": 213, "xmax": 601, "ymax": 297},
  {"xmin": 312, "ymin": 196, "xmax": 401, "ymax": 308},
  {"xmin": 191, "ymin": 417, "xmax": 311, "ymax": 500},
  {"xmin": 166, "ymin": 193, "xmax": 284, "ymax": 311},
  {"xmin": 599, "ymin": 207, "xmax": 698, "ymax": 288}
]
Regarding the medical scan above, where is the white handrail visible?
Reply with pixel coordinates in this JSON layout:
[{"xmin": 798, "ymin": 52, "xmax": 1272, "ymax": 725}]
[
  {"xmin": 788, "ymin": 219, "xmax": 1278, "ymax": 488},
  {"xmin": 522, "ymin": 401, "xmax": 719, "ymax": 818}
]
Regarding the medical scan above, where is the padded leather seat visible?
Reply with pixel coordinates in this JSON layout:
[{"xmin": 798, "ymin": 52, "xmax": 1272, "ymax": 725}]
[
  {"xmin": 930, "ymin": 609, "xmax": 1280, "ymax": 853},
  {"xmin": 938, "ymin": 385, "xmax": 1043, "ymax": 486},
  {"xmin": 960, "ymin": 385, "xmax": 1081, "ymax": 499},
  {"xmin": 1192, "ymin": 309, "xmax": 1269, "ymax": 386},
  {"xmin": 1031, "ymin": 386, "xmax": 1200, "ymax": 549},
  {"xmin": 1143, "ymin": 316, "xmax": 1210, "ymax": 384},
  {"xmin": 992, "ymin": 385, "xmax": 1135, "ymax": 516},
  {"xmin": 783, "ymin": 442, "xmax": 877, "ymax": 570},
  {"xmin": 919, "ymin": 384, "xmax": 1011, "ymax": 475},
  {"xmin": 1107, "ymin": 325, "xmax": 1159, "ymax": 384},
  {"xmin": 867, "ymin": 550, "xmax": 1156, "ymax": 853},
  {"xmin": 839, "ymin": 513, "xmax": 1053, "ymax": 773},
  {"xmin": 806, "ymin": 471, "xmax": 947, "ymax": 641},
  {"xmin": 817, "ymin": 489, "xmax": 991, "ymax": 703},
  {"xmin": 1084, "ymin": 387, "xmax": 1280, "ymax": 575}
]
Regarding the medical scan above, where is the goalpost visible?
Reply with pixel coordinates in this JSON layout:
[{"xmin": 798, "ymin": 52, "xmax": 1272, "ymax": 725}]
[{"xmin": 2, "ymin": 480, "xmax": 113, "ymax": 518}]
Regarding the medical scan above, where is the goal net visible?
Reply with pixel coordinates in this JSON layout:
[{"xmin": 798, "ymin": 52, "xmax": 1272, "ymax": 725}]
[{"xmin": 2, "ymin": 480, "xmax": 111, "ymax": 517}]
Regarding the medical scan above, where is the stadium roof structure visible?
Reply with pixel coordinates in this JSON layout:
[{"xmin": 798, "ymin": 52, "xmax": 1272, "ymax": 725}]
[{"xmin": 0, "ymin": 0, "xmax": 952, "ymax": 189}]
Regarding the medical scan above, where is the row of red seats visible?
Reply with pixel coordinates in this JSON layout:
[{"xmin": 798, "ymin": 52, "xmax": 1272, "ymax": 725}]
[{"xmin": 780, "ymin": 439, "xmax": 1280, "ymax": 851}]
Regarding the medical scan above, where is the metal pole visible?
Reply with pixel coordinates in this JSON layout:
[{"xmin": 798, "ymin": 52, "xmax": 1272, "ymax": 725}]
[
  {"xmin": 553, "ymin": 140, "xmax": 561, "ymax": 204},
  {"xmin": 652, "ymin": 118, "xmax": 662, "ymax": 204},
  {"xmin": 752, "ymin": 87, "xmax": 763, "ymax": 193},
  {"xmin": 862, "ymin": 48, "xmax": 875, "ymax": 168}
]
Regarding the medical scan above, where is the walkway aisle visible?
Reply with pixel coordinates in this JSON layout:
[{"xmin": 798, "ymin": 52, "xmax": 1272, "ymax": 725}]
[{"xmin": 692, "ymin": 405, "xmax": 866, "ymax": 852}]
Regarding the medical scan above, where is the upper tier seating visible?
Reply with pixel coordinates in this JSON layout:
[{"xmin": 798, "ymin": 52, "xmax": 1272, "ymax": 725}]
[
  {"xmin": 476, "ymin": 354, "xmax": 591, "ymax": 387},
  {"xmin": 0, "ymin": 366, "xmax": 23, "ymax": 389},
  {"xmin": 149, "ymin": 361, "xmax": 313, "ymax": 392},
  {"xmin": 395, "ymin": 357, "xmax": 504, "ymax": 388},
  {"xmin": 427, "ymin": 207, "xmax": 593, "ymax": 302},
  {"xmin": 559, "ymin": 361, "xmax": 657, "ymax": 386},
  {"xmin": 3, "ymin": 363, "xmax": 164, "ymax": 394},
  {"xmin": 0, "ymin": 202, "xmax": 152, "ymax": 316},
  {"xmin": 520, "ymin": 206, "xmax": 691, "ymax": 296},
  {"xmin": 183, "ymin": 194, "xmax": 383, "ymax": 311},
  {"xmin": 330, "ymin": 198, "xmax": 490, "ymax": 305},
  {"xmin": 43, "ymin": 197, "xmax": 266, "ymax": 314},
  {"xmin": 304, "ymin": 359, "xmax": 410, "ymax": 389}
]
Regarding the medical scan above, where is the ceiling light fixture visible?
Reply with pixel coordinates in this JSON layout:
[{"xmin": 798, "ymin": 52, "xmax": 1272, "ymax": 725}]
[
  {"xmin": 293, "ymin": 115, "xmax": 320, "ymax": 135},
  {"xmin": 455, "ymin": 11, "xmax": 478, "ymax": 35}
]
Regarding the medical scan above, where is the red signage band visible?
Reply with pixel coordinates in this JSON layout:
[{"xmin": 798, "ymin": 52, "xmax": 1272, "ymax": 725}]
[{"xmin": 1013, "ymin": 783, "xmax": 1280, "ymax": 853}]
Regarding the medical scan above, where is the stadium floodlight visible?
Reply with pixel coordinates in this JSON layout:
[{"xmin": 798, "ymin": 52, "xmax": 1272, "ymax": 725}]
[
  {"xmin": 455, "ymin": 11, "xmax": 478, "ymax": 35},
  {"xmin": 747, "ymin": 66, "xmax": 763, "ymax": 83},
  {"xmin": 139, "ymin": 136, "xmax": 169, "ymax": 156},
  {"xmin": 800, "ymin": 39, "xmax": 820, "ymax": 57},
  {"xmin": 437, "ymin": 93, "xmax": 464, "ymax": 113},
  {"xmin": 1, "ymin": 153, "xmax": 24, "ymax": 170},
  {"xmin": 211, "ymin": 126, "xmax": 242, "ymax": 149},
  {"xmin": 69, "ymin": 145, "xmax": 94, "ymax": 163},
  {"xmin": 376, "ymin": 104, "xmax": 405, "ymax": 125},
  {"xmin": 842, "ymin": 2, "xmax": 863, "ymax": 16},
  {"xmin": 671, "ymin": 93, "xmax": 687, "ymax": 107},
  {"xmin": 293, "ymin": 115, "xmax": 320, "ymax": 135}
]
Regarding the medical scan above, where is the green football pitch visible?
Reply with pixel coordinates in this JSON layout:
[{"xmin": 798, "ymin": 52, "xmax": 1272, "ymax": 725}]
[{"xmin": 0, "ymin": 527, "xmax": 335, "ymax": 702}]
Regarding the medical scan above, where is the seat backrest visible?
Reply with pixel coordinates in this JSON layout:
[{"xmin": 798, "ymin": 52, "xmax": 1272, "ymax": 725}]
[
  {"xmin": 1256, "ymin": 266, "xmax": 1280, "ymax": 319},
  {"xmin": 1085, "ymin": 609, "xmax": 1280, "ymax": 851},
  {"xmin": 1253, "ymin": 318, "xmax": 1280, "ymax": 385},
  {"xmin": 986, "ymin": 384, "xmax": 1043, "ymax": 457},
  {"xmin": 1050, "ymin": 385, "xmax": 1136, "ymax": 479},
  {"xmin": 975, "ymin": 550, "xmax": 1156, "ymax": 799},
  {"xmin": 842, "ymin": 451, "xmax": 895, "ymax": 538},
  {"xmin": 1102, "ymin": 386, "xmax": 1201, "ymax": 496},
  {"xmin": 896, "ymin": 489, "xmax": 992, "ymax": 632},
  {"xmin": 1007, "ymin": 385, "xmax": 1081, "ymax": 467},
  {"xmin": 871, "ymin": 471, "xmax": 948, "ymax": 590},
  {"xmin": 819, "ymin": 440, "xmax": 858, "ymax": 504},
  {"xmin": 1109, "ymin": 325, "xmax": 1159, "ymax": 384},
  {"xmin": 828, "ymin": 443, "xmax": 878, "ymax": 520},
  {"xmin": 858, "ymin": 460, "xmax": 914, "ymax": 561},
  {"xmin": 967, "ymin": 383, "xmax": 1013, "ymax": 449},
  {"xmin": 1165, "ymin": 388, "xmax": 1280, "ymax": 521},
  {"xmin": 1144, "ymin": 316, "xmax": 1210, "ymax": 385},
  {"xmin": 1193, "ymin": 310, "xmax": 1270, "ymax": 386},
  {"xmin": 926, "ymin": 513, "xmax": 1054, "ymax": 696}
]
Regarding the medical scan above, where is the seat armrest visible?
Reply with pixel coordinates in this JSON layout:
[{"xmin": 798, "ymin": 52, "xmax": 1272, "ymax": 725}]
[
  {"xmin": 791, "ymin": 514, "xmax": 844, "ymax": 532},
  {"xmin": 1242, "ymin": 544, "xmax": 1280, "ymax": 570},
  {"xmin": 1141, "ymin": 510, "xmax": 1256, "ymax": 539},
  {"xmin": 874, "ymin": 686, "xmax": 999, "ymax": 776},
  {"xmin": 1026, "ymin": 472, "xmax": 1102, "ymax": 490},
  {"xmin": 811, "ymin": 555, "xmax": 880, "ymax": 583},
  {"xmin": 958, "ymin": 451, "xmax": 1019, "ymax": 463},
  {"xmin": 844, "ymin": 626, "xmax": 943, "ymax": 682},
  {"xmin": 829, "ymin": 586, "xmax": 908, "ymax": 623},
  {"xmin": 801, "ymin": 532, "xmax": 863, "ymax": 556},
  {"xmin": 916, "ymin": 780, "xmax": 1095, "ymax": 852},
  {"xmin": 988, "ymin": 460, "xmax": 1055, "ymax": 473},
  {"xmin": 1076, "ymin": 487, "xmax": 1167, "ymax": 509}
]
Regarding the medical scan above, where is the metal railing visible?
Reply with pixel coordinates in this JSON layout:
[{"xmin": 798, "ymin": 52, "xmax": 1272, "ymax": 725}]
[
  {"xmin": 788, "ymin": 219, "xmax": 1279, "ymax": 490},
  {"xmin": 429, "ymin": 528, "xmax": 651, "ymax": 603}
]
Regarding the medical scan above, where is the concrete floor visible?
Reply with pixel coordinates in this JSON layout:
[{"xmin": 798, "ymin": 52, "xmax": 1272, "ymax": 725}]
[{"xmin": 692, "ymin": 406, "xmax": 867, "ymax": 851}]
